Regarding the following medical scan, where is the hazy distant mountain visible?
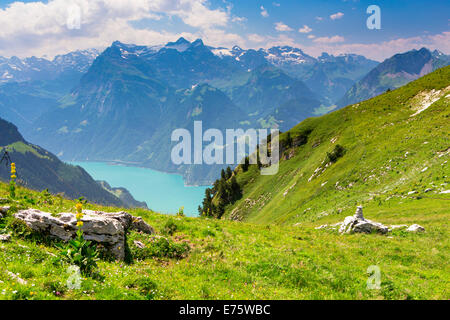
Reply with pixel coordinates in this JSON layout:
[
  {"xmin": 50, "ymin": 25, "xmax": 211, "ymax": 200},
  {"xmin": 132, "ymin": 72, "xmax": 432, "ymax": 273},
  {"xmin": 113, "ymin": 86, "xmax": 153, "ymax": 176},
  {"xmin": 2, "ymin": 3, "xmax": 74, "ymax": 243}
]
[
  {"xmin": 0, "ymin": 49, "xmax": 100, "ymax": 136},
  {"xmin": 338, "ymin": 48, "xmax": 450, "ymax": 107},
  {"xmin": 301, "ymin": 53, "xmax": 379, "ymax": 105},
  {"xmin": 228, "ymin": 64, "xmax": 320, "ymax": 131},
  {"xmin": 0, "ymin": 40, "xmax": 377, "ymax": 133},
  {"xmin": 0, "ymin": 49, "xmax": 99, "ymax": 83},
  {"xmin": 208, "ymin": 45, "xmax": 378, "ymax": 105},
  {"xmin": 28, "ymin": 39, "xmax": 322, "ymax": 184}
]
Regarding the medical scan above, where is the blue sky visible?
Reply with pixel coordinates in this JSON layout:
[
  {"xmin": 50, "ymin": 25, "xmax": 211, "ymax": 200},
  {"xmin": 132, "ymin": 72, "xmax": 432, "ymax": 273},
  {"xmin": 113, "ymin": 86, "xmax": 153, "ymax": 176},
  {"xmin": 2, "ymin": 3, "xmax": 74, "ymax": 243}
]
[{"xmin": 0, "ymin": 0, "xmax": 448, "ymax": 60}]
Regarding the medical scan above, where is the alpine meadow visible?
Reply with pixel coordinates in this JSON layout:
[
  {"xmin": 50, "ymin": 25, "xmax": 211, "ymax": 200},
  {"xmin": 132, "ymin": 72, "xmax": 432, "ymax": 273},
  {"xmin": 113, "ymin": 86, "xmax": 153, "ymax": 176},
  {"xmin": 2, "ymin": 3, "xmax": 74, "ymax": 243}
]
[{"xmin": 0, "ymin": 0, "xmax": 449, "ymax": 306}]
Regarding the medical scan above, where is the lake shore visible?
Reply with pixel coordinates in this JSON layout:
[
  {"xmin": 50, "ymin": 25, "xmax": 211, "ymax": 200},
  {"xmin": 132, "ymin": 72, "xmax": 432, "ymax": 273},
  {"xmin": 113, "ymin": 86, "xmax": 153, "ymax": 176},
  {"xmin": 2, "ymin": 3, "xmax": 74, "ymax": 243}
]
[{"xmin": 68, "ymin": 161, "xmax": 208, "ymax": 217}]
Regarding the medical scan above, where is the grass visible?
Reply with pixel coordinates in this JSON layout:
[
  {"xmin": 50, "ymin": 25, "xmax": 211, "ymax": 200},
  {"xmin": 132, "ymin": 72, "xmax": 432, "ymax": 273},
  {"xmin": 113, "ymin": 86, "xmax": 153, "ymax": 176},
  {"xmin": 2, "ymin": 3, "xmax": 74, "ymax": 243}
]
[
  {"xmin": 225, "ymin": 66, "xmax": 450, "ymax": 225},
  {"xmin": 0, "ymin": 181, "xmax": 448, "ymax": 300}
]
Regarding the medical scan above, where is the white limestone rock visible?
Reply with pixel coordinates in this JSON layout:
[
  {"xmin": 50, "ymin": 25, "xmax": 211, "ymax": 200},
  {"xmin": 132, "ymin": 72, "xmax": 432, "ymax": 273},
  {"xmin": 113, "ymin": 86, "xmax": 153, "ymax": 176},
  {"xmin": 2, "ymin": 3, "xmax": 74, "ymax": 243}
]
[
  {"xmin": 406, "ymin": 224, "xmax": 425, "ymax": 233},
  {"xmin": 389, "ymin": 225, "xmax": 408, "ymax": 231},
  {"xmin": 0, "ymin": 206, "xmax": 10, "ymax": 218},
  {"xmin": 0, "ymin": 234, "xmax": 11, "ymax": 242},
  {"xmin": 338, "ymin": 207, "xmax": 389, "ymax": 234},
  {"xmin": 14, "ymin": 209, "xmax": 154, "ymax": 260}
]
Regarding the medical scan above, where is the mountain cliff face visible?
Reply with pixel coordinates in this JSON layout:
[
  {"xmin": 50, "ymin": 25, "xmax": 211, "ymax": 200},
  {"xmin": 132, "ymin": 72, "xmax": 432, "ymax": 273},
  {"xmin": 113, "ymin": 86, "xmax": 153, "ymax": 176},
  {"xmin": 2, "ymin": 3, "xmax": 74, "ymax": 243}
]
[
  {"xmin": 338, "ymin": 48, "xmax": 450, "ymax": 107},
  {"xmin": 228, "ymin": 65, "xmax": 320, "ymax": 131},
  {"xmin": 222, "ymin": 66, "xmax": 450, "ymax": 224},
  {"xmin": 0, "ymin": 117, "xmax": 139, "ymax": 207},
  {"xmin": 301, "ymin": 53, "xmax": 379, "ymax": 105}
]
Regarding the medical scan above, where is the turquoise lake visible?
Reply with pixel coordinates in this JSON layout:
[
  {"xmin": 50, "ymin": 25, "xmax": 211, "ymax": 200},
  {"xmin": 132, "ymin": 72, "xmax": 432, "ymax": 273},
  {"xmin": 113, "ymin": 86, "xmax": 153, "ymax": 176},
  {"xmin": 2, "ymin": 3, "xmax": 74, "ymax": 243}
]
[{"xmin": 70, "ymin": 162, "xmax": 208, "ymax": 217}]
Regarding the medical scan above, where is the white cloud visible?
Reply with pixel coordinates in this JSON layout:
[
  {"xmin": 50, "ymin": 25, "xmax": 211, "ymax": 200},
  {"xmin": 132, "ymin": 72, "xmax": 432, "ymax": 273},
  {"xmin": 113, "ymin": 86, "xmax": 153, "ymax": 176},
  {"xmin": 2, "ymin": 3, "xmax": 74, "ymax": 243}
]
[
  {"xmin": 315, "ymin": 16, "xmax": 324, "ymax": 22},
  {"xmin": 247, "ymin": 33, "xmax": 266, "ymax": 43},
  {"xmin": 274, "ymin": 22, "xmax": 293, "ymax": 32},
  {"xmin": 232, "ymin": 16, "xmax": 247, "ymax": 23},
  {"xmin": 272, "ymin": 2, "xmax": 280, "ymax": 7},
  {"xmin": 260, "ymin": 6, "xmax": 269, "ymax": 18},
  {"xmin": 330, "ymin": 12, "xmax": 344, "ymax": 20},
  {"xmin": 313, "ymin": 35, "xmax": 345, "ymax": 43},
  {"xmin": 0, "ymin": 0, "xmax": 243, "ymax": 58},
  {"xmin": 1, "ymin": 0, "xmax": 448, "ymax": 63},
  {"xmin": 298, "ymin": 25, "xmax": 312, "ymax": 33},
  {"xmin": 264, "ymin": 34, "xmax": 297, "ymax": 48},
  {"xmin": 303, "ymin": 31, "xmax": 450, "ymax": 61}
]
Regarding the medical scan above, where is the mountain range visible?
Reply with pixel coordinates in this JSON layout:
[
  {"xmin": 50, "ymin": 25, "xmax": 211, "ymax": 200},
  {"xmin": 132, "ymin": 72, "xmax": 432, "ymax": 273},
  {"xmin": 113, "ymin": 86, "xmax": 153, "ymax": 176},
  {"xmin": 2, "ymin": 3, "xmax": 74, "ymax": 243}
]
[
  {"xmin": 338, "ymin": 48, "xmax": 450, "ymax": 107},
  {"xmin": 0, "ymin": 49, "xmax": 99, "ymax": 84},
  {"xmin": 0, "ymin": 49, "xmax": 99, "ymax": 130},
  {"xmin": 0, "ymin": 38, "xmax": 448, "ymax": 185},
  {"xmin": 21, "ymin": 39, "xmax": 327, "ymax": 184}
]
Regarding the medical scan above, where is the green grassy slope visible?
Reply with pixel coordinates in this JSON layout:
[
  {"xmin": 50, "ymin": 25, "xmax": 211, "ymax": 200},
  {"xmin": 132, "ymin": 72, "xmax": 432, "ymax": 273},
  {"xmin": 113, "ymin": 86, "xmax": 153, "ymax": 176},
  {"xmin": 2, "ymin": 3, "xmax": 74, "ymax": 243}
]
[
  {"xmin": 225, "ymin": 66, "xmax": 449, "ymax": 225},
  {"xmin": 0, "ymin": 118, "xmax": 125, "ymax": 207},
  {"xmin": 0, "ymin": 182, "xmax": 448, "ymax": 300}
]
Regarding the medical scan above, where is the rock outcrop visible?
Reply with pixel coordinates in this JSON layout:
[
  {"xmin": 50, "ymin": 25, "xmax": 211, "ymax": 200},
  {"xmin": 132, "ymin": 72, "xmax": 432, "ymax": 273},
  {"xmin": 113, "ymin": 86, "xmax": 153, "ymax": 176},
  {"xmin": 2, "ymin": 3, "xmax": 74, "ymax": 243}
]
[
  {"xmin": 83, "ymin": 210, "xmax": 155, "ymax": 234},
  {"xmin": 316, "ymin": 206, "xmax": 425, "ymax": 235},
  {"xmin": 14, "ymin": 209, "xmax": 154, "ymax": 260},
  {"xmin": 406, "ymin": 224, "xmax": 425, "ymax": 232},
  {"xmin": 338, "ymin": 206, "xmax": 389, "ymax": 234},
  {"xmin": 0, "ymin": 234, "xmax": 11, "ymax": 242},
  {"xmin": 0, "ymin": 206, "xmax": 10, "ymax": 218}
]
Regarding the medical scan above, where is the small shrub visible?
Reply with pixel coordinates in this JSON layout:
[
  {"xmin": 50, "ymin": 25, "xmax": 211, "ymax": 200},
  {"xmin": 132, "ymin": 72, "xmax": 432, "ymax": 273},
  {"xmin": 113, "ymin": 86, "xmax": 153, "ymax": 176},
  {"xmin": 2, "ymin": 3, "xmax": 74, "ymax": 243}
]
[
  {"xmin": 132, "ymin": 236, "xmax": 190, "ymax": 260},
  {"xmin": 58, "ymin": 238, "xmax": 99, "ymax": 276},
  {"xmin": 162, "ymin": 219, "xmax": 178, "ymax": 236},
  {"xmin": 39, "ymin": 189, "xmax": 53, "ymax": 205},
  {"xmin": 22, "ymin": 195, "xmax": 36, "ymax": 205},
  {"xmin": 176, "ymin": 206, "xmax": 185, "ymax": 217},
  {"xmin": 202, "ymin": 229, "xmax": 216, "ymax": 237},
  {"xmin": 326, "ymin": 144, "xmax": 346, "ymax": 164},
  {"xmin": 8, "ymin": 218, "xmax": 36, "ymax": 240},
  {"xmin": 43, "ymin": 279, "xmax": 66, "ymax": 296},
  {"xmin": 125, "ymin": 276, "xmax": 158, "ymax": 299}
]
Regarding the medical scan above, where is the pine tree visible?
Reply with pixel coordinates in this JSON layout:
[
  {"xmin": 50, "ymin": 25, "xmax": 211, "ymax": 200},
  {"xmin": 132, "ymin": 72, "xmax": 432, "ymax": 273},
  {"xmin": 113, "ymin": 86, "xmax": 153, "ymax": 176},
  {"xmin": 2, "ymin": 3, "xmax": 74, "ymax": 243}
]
[
  {"xmin": 230, "ymin": 176, "xmax": 241, "ymax": 201},
  {"xmin": 226, "ymin": 166, "xmax": 233, "ymax": 180},
  {"xmin": 242, "ymin": 156, "xmax": 250, "ymax": 172},
  {"xmin": 286, "ymin": 132, "xmax": 292, "ymax": 148}
]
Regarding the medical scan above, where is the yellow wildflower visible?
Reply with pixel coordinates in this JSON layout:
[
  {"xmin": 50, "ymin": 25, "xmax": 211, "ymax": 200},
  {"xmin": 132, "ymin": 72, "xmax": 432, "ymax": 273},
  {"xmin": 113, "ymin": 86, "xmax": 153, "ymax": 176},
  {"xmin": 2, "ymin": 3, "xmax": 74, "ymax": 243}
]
[
  {"xmin": 11, "ymin": 175, "xmax": 16, "ymax": 179},
  {"xmin": 76, "ymin": 221, "xmax": 83, "ymax": 227},
  {"xmin": 76, "ymin": 213, "xmax": 83, "ymax": 220},
  {"xmin": 76, "ymin": 203, "xmax": 83, "ymax": 213}
]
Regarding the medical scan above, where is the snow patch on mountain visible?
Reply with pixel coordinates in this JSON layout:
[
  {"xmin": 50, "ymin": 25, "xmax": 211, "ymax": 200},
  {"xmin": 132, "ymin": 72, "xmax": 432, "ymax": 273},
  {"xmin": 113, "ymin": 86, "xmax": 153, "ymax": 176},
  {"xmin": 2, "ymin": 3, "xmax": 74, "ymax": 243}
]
[{"xmin": 212, "ymin": 48, "xmax": 233, "ymax": 58}]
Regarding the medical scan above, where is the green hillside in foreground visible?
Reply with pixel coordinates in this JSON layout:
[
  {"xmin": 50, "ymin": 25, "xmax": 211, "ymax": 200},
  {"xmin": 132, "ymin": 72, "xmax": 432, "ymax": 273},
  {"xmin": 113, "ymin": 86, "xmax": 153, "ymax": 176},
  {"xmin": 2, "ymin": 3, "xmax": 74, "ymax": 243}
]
[
  {"xmin": 0, "ymin": 181, "xmax": 448, "ymax": 299},
  {"xmin": 223, "ymin": 66, "xmax": 449, "ymax": 225}
]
